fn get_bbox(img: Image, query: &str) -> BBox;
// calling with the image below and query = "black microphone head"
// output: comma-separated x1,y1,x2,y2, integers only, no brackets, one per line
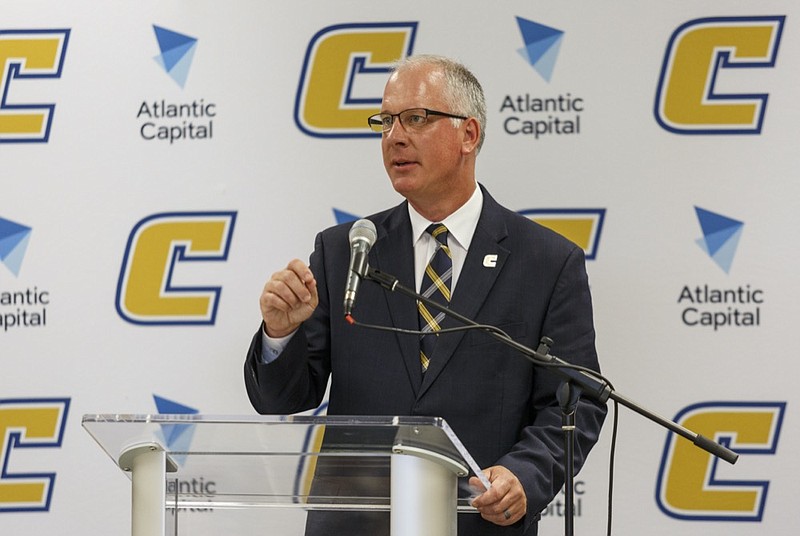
349,219,377,250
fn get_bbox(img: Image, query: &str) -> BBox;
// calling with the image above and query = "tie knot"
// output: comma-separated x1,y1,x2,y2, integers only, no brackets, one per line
427,223,449,247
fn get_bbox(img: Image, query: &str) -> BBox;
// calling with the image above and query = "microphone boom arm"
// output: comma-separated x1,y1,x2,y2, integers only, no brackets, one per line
364,267,738,465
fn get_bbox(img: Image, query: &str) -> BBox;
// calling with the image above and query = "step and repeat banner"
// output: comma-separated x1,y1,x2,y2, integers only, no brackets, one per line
2,1,798,534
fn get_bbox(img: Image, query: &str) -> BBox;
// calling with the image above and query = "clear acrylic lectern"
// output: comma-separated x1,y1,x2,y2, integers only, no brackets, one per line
82,414,485,536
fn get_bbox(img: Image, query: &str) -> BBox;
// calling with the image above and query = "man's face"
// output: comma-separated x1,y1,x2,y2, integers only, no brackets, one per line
380,65,470,213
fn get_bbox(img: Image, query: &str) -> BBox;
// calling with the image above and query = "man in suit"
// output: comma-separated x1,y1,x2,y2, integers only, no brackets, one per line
245,55,606,535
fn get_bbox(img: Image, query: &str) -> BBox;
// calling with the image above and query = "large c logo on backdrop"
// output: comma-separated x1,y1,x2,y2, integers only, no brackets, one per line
0,398,70,513
294,22,417,138
0,29,70,143
655,16,785,135
116,212,237,325
656,401,785,521
519,209,605,260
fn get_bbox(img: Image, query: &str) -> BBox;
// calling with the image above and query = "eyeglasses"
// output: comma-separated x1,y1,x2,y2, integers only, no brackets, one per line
367,108,468,133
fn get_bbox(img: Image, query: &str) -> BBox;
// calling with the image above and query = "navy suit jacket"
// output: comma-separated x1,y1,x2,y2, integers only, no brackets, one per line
245,185,607,535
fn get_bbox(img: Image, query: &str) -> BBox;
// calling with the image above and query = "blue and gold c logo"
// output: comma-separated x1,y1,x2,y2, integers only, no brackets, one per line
655,16,784,134
115,212,237,325
520,209,605,260
657,401,785,521
0,398,70,513
0,29,70,143
294,22,417,138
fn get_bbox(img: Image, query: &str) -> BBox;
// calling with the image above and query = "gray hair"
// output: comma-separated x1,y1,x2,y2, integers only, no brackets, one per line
392,55,487,154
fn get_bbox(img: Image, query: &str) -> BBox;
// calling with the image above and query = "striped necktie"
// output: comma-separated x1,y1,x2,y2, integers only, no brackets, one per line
418,224,452,373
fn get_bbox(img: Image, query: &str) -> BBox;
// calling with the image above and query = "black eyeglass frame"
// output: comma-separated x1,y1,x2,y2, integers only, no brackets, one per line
367,108,469,133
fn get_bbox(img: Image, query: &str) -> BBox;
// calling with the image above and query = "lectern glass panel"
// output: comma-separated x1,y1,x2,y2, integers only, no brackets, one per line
83,414,482,535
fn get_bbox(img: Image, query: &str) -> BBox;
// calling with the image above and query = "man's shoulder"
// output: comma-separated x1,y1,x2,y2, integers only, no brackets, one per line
481,186,581,253
319,202,407,240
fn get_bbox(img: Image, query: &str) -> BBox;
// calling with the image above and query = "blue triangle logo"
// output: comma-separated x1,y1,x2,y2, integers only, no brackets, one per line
0,217,32,277
515,17,564,82
153,395,199,466
694,207,744,273
333,208,360,225
152,25,198,88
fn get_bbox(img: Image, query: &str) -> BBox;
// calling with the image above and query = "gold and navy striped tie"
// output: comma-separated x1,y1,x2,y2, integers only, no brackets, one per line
419,224,452,373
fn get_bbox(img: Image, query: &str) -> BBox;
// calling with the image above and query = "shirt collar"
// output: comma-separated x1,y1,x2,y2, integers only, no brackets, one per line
408,184,483,251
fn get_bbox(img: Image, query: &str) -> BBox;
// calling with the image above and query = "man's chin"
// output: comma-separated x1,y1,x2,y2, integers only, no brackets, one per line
389,176,418,197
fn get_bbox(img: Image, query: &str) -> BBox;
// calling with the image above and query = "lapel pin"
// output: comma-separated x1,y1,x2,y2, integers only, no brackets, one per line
483,254,498,268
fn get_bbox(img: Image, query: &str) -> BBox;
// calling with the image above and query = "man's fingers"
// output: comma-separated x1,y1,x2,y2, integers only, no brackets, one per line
260,260,318,337
470,465,527,527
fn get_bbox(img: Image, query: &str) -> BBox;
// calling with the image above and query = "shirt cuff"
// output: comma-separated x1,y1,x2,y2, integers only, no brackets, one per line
260,326,296,364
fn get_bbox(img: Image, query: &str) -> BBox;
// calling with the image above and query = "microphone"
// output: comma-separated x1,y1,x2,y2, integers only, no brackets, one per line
343,219,377,316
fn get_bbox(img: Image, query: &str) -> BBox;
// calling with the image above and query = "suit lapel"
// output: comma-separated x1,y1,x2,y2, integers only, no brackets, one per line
418,189,510,397
371,204,424,394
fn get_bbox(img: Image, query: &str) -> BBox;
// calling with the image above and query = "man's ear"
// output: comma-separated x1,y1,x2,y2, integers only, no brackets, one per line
461,117,481,155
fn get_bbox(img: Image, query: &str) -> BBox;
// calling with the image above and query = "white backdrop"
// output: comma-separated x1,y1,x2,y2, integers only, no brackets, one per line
2,1,799,534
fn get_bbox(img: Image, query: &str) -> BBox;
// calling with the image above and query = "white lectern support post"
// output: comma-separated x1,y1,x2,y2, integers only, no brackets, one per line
118,442,174,536
391,448,464,536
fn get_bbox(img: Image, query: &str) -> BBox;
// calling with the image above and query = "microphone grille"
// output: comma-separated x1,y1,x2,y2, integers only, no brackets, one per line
349,218,377,246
